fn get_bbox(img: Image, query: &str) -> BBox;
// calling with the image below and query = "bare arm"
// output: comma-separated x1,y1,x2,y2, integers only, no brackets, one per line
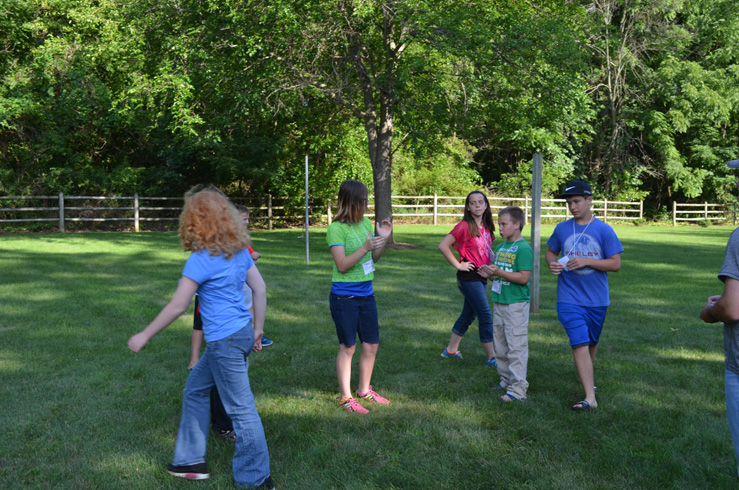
371,219,392,263
439,234,474,272
128,276,199,353
479,264,531,286
331,236,380,273
247,265,267,351
567,253,621,272
546,247,563,275
701,277,739,324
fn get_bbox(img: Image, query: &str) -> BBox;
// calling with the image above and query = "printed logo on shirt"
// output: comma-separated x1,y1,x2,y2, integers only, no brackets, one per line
563,233,601,275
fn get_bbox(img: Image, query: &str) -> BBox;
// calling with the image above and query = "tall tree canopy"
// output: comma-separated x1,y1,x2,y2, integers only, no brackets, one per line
1,0,738,216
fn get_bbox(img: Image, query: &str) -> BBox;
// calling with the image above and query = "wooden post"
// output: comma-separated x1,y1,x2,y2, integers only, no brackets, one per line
525,196,529,221
530,153,543,314
603,200,608,222
58,192,65,232
640,201,643,220
327,199,332,225
673,201,677,226
705,202,708,220
433,193,438,225
134,193,140,232
268,194,273,231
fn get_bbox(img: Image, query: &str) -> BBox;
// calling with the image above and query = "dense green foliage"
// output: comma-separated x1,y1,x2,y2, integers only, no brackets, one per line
1,0,738,213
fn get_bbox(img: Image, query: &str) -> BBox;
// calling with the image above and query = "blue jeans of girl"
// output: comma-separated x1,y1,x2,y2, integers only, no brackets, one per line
172,325,270,487
452,279,494,343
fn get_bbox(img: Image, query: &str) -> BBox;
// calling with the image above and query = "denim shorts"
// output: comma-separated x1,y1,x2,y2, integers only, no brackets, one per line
557,303,608,348
329,293,379,346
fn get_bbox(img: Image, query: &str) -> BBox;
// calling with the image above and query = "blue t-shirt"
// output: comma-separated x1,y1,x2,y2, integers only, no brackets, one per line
719,228,739,375
183,248,254,342
547,218,623,307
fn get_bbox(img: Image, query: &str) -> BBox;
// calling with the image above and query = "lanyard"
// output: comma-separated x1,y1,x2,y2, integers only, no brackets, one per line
568,217,593,256
349,222,368,251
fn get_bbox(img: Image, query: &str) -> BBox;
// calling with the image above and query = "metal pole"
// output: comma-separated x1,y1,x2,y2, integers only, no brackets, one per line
134,193,140,232
305,155,309,265
530,153,543,314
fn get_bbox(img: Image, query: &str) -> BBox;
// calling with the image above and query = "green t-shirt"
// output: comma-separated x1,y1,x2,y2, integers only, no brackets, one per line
326,218,374,283
491,239,533,304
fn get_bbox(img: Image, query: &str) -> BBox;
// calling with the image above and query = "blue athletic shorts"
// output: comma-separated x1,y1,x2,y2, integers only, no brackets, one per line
329,293,380,346
557,304,608,348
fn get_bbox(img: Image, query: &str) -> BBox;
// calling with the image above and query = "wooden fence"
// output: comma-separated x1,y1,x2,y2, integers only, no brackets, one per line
672,201,738,225
3,193,734,231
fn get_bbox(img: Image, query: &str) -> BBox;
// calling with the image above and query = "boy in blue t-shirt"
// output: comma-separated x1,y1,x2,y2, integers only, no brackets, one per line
546,180,623,411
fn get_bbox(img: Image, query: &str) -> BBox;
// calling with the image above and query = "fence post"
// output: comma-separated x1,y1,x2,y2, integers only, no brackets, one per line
433,193,438,225
640,201,643,220
525,196,529,222
327,199,332,225
134,193,140,232
603,200,608,223
58,192,65,232
705,202,708,220
268,194,273,231
673,201,677,226
735,202,737,225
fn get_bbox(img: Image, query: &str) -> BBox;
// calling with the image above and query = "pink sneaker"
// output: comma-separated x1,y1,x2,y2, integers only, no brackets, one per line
339,397,369,414
356,386,390,404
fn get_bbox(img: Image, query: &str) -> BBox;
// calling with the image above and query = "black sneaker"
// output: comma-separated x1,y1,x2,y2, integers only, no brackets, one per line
257,475,275,489
216,428,237,441
166,462,209,480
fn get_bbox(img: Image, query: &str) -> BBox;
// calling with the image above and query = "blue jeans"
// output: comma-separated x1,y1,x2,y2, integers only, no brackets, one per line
172,326,270,487
452,279,493,343
726,369,739,476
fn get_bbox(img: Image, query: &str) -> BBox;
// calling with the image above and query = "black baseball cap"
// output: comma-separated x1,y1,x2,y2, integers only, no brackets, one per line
558,180,592,198
728,159,739,168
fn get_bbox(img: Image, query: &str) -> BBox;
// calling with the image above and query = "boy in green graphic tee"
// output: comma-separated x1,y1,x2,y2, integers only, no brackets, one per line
480,206,533,402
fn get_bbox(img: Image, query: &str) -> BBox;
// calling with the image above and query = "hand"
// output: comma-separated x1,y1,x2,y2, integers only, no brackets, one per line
548,261,564,276
127,332,150,353
250,251,261,262
363,234,385,251
567,257,589,270
376,219,392,239
478,264,497,278
253,329,264,352
188,359,198,370
700,297,720,324
457,261,475,272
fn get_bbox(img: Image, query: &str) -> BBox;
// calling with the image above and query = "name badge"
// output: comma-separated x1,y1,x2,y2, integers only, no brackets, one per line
558,255,570,271
492,279,502,294
362,259,375,275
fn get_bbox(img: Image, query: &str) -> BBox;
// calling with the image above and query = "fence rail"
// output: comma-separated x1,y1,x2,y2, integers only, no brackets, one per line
672,201,737,225
1,193,735,232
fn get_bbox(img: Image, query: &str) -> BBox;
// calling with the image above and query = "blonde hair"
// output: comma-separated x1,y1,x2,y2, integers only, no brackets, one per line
178,186,250,259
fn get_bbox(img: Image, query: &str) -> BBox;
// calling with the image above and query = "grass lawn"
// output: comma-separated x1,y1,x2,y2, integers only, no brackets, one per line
1,223,738,489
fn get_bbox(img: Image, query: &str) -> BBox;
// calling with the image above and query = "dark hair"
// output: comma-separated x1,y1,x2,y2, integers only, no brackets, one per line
499,206,525,232
234,204,249,215
463,191,495,236
334,180,369,224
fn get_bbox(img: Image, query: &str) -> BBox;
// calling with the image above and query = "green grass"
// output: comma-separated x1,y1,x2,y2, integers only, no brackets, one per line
1,224,737,489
